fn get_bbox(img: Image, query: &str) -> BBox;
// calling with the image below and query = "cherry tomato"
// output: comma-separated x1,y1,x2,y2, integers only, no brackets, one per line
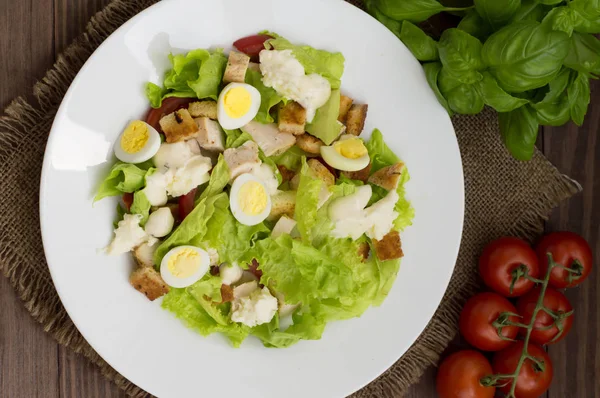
459,292,519,351
516,287,573,345
536,231,593,288
479,237,540,297
178,188,197,221
233,34,273,61
122,193,134,211
492,342,553,398
145,97,195,131
436,350,495,398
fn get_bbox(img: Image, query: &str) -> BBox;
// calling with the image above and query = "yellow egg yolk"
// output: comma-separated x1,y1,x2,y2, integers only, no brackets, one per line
224,86,252,118
121,121,149,154
333,138,368,159
167,248,201,278
238,181,268,215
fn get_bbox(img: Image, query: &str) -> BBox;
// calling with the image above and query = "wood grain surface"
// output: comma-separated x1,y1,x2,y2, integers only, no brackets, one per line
0,1,598,397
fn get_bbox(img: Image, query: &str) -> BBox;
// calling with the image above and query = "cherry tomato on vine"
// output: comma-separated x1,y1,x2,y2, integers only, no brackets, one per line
145,97,196,132
536,231,593,288
437,350,495,398
492,342,553,398
516,287,574,345
459,292,519,351
479,237,540,297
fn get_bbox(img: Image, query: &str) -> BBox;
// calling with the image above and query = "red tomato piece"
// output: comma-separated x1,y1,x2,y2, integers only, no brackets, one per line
122,192,134,211
145,97,195,132
492,342,553,398
459,292,519,351
479,237,540,297
178,188,198,221
233,34,273,61
436,350,496,398
516,286,574,345
536,231,593,288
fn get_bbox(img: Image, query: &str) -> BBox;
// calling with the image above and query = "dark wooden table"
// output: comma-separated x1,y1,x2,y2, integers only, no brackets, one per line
0,1,598,397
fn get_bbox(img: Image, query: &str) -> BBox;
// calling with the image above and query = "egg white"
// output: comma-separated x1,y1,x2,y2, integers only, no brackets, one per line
320,145,370,172
229,173,272,226
114,121,161,164
217,83,261,130
160,246,210,288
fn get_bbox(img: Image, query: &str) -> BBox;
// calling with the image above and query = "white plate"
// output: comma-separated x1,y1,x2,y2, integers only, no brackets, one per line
40,0,464,397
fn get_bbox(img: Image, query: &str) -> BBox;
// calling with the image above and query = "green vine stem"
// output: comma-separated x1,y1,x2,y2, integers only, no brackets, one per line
481,253,560,398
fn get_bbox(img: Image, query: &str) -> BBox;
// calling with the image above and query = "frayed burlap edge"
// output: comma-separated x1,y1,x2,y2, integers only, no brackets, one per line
0,0,582,397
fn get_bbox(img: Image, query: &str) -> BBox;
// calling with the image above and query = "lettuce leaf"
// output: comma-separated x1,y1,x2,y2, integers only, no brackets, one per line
264,33,345,89
270,146,307,172
94,162,149,202
305,89,342,145
294,159,322,243
186,276,230,326
130,190,151,226
245,68,284,123
199,155,230,201
146,49,227,108
365,129,400,172
251,312,326,348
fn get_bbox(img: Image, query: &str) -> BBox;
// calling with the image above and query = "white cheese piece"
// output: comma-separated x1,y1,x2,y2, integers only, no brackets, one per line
220,263,243,286
144,207,175,238
105,214,148,255
231,286,278,327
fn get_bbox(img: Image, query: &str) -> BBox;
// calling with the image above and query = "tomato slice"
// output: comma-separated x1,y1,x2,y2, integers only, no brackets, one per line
145,97,195,132
122,193,134,211
233,34,273,61
178,188,198,221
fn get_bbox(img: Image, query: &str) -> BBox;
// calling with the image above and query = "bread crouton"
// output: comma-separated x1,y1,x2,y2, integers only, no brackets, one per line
220,284,234,303
295,133,324,155
346,104,368,136
338,95,354,123
160,109,198,143
341,162,372,183
278,101,306,135
223,51,250,83
373,230,403,261
195,117,225,152
268,191,297,221
307,158,335,186
357,241,370,262
277,165,295,184
368,162,404,191
129,267,169,301
188,101,217,119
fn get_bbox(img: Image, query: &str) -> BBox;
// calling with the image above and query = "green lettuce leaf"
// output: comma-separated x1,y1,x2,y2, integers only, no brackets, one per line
130,191,151,226
305,89,342,145
199,155,230,201
365,129,400,172
186,276,230,326
251,312,326,348
264,33,345,89
270,146,307,172
188,50,228,100
245,68,285,123
94,162,149,202
294,159,323,243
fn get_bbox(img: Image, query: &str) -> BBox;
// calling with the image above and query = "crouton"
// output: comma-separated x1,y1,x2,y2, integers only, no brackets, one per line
220,284,234,303
277,165,295,183
368,162,405,191
346,104,368,136
357,241,370,262
133,241,158,268
188,101,217,119
373,230,404,261
338,95,354,123
160,109,199,143
307,158,335,186
278,101,307,135
241,121,296,156
223,51,251,83
224,140,261,180
296,133,324,155
129,267,169,301
268,191,297,221
195,117,225,152
341,162,372,183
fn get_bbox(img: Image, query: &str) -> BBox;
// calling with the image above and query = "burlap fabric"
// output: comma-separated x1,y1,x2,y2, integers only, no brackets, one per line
0,0,581,397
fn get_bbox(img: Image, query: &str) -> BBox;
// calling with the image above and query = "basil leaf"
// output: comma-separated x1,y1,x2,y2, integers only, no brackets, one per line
439,68,485,114
438,29,484,83
368,0,468,23
482,21,571,93
564,33,600,78
567,71,591,126
510,0,551,23
530,68,571,126
499,106,539,161
538,0,565,4
399,21,439,61
423,62,453,115
569,0,600,33
543,7,577,36
474,0,522,30
364,0,402,36
478,72,529,112
458,9,493,40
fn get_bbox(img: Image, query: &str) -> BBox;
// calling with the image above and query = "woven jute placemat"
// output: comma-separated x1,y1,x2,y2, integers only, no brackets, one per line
0,0,581,397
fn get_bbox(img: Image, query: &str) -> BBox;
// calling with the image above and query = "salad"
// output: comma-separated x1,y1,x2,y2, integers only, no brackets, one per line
95,33,414,348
